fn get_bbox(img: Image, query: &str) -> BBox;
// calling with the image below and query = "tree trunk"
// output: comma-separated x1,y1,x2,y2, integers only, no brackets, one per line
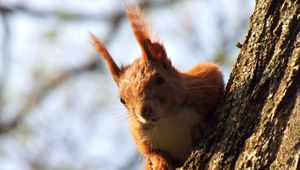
181,0,300,169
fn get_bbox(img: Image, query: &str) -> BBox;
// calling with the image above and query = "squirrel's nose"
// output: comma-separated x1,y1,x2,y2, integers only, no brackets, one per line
141,104,152,118
140,104,159,122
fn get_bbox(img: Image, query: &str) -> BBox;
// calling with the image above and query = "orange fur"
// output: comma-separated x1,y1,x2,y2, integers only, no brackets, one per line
126,5,152,59
91,5,224,170
89,33,121,83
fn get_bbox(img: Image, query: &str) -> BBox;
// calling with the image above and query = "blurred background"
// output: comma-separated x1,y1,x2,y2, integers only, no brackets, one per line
0,0,254,169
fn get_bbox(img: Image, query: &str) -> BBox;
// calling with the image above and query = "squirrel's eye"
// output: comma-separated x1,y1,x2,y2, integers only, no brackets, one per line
120,98,126,104
155,74,165,85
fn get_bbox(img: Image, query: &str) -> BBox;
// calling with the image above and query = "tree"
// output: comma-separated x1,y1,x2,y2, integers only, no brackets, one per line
181,0,300,169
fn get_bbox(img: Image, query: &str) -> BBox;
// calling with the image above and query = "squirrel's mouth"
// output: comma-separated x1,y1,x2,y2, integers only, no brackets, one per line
136,113,161,125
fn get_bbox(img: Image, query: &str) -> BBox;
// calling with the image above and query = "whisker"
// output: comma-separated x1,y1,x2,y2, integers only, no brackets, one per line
136,153,145,168
100,108,130,140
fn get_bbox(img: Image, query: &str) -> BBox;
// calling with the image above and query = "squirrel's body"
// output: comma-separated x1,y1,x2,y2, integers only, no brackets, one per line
91,5,224,170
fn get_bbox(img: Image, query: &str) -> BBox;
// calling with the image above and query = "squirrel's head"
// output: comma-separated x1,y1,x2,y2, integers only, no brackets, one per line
91,5,183,125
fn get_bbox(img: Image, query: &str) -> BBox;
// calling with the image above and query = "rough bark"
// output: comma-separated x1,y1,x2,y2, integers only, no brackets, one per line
181,0,300,169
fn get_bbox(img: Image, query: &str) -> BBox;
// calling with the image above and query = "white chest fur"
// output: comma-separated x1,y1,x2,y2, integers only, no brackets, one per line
146,109,202,161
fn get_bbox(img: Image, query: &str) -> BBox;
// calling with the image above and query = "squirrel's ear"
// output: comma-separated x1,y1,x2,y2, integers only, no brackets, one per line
147,42,168,64
126,5,168,65
90,33,121,85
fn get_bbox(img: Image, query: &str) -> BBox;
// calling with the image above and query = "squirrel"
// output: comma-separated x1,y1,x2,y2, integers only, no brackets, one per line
90,5,224,170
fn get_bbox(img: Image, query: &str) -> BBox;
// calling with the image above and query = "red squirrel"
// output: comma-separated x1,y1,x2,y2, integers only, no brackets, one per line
90,5,224,170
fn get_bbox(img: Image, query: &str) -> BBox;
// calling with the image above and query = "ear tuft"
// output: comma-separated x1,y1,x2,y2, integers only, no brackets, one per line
126,5,169,65
89,33,121,84
127,5,153,59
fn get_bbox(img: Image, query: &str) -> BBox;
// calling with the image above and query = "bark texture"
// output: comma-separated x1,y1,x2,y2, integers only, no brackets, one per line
181,0,300,169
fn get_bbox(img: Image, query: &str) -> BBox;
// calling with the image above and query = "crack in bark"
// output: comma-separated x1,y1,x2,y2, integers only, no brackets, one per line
181,0,300,169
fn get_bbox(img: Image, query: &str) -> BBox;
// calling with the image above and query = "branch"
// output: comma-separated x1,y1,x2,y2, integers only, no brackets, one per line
0,11,11,114
0,59,100,134
0,0,180,21
0,3,125,21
